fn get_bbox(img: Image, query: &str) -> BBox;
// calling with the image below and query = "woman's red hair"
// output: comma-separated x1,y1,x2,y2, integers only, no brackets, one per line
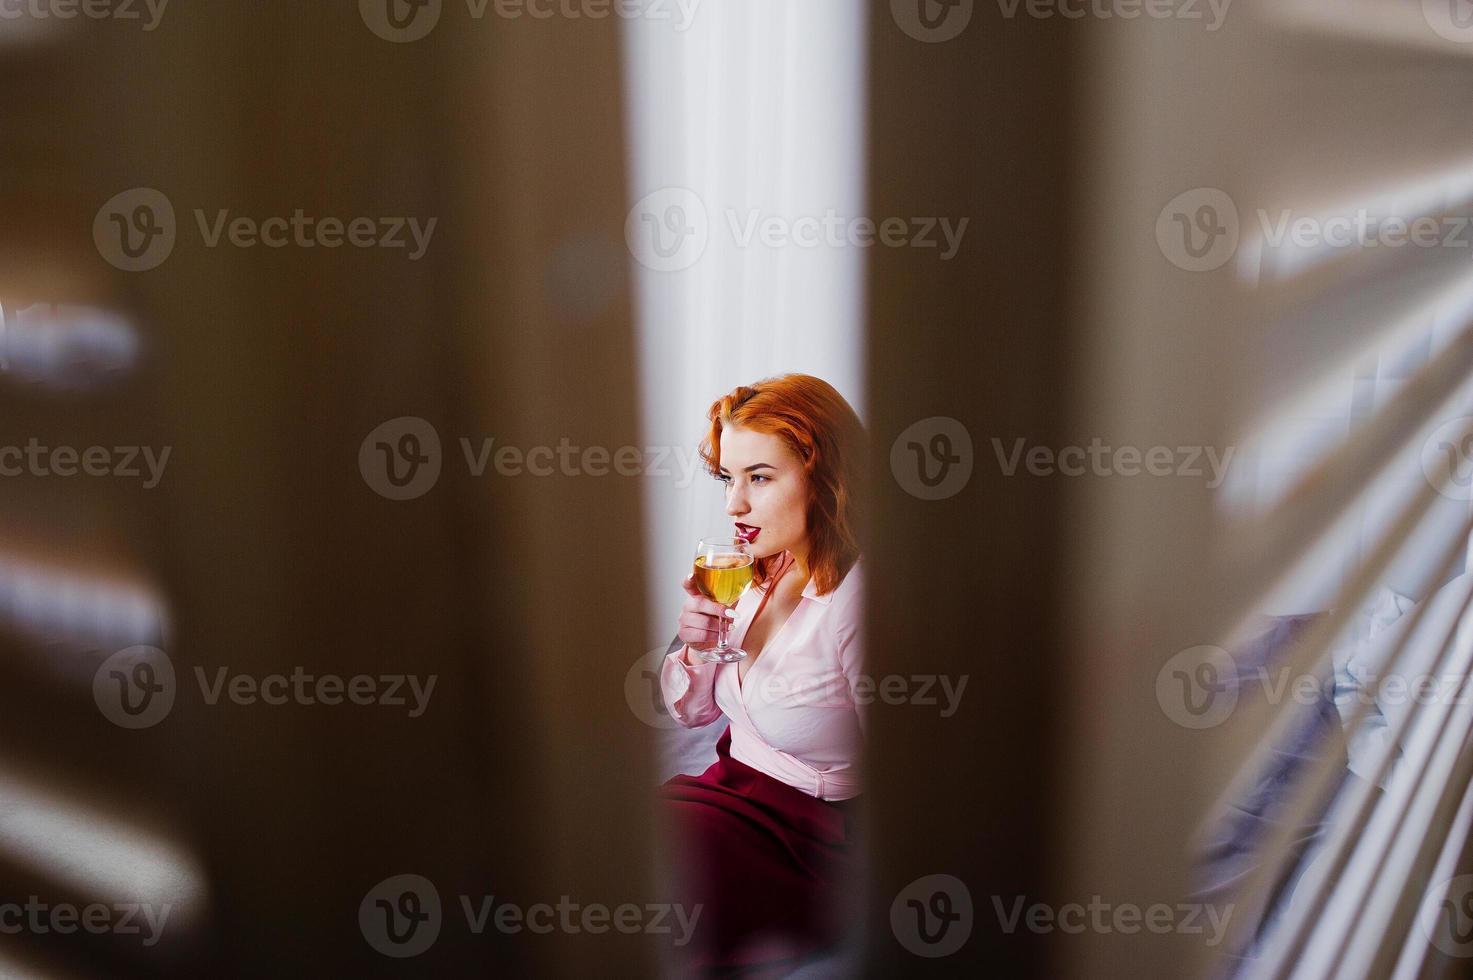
698,374,867,596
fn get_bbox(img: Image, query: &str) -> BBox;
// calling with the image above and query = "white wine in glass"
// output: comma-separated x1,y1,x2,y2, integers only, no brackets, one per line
692,536,755,663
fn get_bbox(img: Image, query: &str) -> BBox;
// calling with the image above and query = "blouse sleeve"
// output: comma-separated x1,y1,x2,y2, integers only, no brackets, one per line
660,645,724,728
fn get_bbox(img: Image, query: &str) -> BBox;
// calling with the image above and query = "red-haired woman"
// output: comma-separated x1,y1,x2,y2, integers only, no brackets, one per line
660,374,868,976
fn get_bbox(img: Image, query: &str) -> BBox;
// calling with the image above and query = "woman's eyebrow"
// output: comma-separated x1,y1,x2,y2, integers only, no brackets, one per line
719,462,776,473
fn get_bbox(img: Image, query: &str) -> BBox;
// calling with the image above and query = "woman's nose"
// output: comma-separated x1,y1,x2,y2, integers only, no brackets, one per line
726,488,748,517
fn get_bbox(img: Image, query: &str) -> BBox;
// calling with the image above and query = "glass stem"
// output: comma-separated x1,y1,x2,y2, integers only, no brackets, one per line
716,609,729,651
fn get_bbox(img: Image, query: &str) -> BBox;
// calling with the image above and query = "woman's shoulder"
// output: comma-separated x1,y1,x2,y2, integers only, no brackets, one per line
823,556,864,615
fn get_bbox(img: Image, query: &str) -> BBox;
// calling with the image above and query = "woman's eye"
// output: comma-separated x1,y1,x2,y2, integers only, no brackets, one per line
751,474,769,484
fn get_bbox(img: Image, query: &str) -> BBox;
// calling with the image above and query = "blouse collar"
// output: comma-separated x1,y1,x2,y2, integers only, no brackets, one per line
795,553,861,606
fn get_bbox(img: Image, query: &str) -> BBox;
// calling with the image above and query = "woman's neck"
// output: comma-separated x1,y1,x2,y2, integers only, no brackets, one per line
783,549,812,592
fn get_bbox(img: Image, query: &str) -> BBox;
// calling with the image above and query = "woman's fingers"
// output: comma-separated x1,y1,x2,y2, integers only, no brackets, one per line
678,625,716,645
677,578,735,645
682,594,730,620
677,606,735,645
677,610,720,633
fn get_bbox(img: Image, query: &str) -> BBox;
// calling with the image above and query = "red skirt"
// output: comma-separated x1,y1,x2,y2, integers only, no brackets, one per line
659,726,862,977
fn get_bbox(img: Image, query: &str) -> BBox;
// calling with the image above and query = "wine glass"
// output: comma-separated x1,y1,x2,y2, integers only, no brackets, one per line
692,536,755,663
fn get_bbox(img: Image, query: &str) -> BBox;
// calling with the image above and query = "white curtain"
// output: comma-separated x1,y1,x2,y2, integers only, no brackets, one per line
621,0,869,648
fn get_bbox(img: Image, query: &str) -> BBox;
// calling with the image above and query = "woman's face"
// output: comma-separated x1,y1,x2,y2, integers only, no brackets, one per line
718,424,808,562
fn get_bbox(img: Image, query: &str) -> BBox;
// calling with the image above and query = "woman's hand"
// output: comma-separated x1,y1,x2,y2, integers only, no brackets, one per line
678,575,735,664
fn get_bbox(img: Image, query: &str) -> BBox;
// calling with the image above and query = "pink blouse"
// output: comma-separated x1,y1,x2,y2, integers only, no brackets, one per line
660,556,865,800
